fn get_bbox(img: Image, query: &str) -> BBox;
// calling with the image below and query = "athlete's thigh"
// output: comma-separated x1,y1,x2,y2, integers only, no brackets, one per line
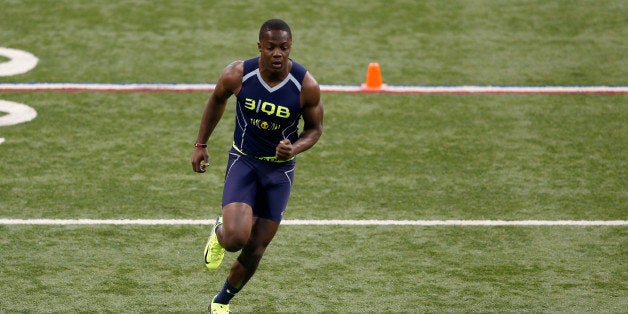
254,161,295,222
221,152,258,242
247,217,280,250
222,152,257,208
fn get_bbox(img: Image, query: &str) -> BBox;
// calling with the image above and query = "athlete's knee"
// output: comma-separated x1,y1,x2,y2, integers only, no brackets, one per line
219,202,253,251
223,238,247,252
219,224,249,252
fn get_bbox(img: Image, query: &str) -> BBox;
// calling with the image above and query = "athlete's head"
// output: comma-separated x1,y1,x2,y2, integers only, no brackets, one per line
258,19,292,75
259,19,292,41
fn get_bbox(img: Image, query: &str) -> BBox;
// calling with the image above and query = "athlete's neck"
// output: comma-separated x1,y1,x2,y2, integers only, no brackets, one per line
259,60,292,87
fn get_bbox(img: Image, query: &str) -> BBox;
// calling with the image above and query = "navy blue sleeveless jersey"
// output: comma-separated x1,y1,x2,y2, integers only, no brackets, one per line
233,57,307,159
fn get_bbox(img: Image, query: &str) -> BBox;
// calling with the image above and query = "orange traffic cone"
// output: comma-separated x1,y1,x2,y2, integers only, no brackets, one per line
361,62,387,90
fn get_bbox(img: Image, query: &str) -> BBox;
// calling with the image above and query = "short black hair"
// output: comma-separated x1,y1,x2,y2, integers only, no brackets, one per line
259,19,292,41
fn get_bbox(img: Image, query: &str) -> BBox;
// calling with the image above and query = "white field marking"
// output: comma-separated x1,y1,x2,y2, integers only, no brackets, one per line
0,47,39,76
0,82,627,94
0,100,38,126
0,100,38,145
0,219,626,226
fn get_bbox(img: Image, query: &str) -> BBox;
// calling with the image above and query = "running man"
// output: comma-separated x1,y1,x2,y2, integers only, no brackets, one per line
191,19,324,313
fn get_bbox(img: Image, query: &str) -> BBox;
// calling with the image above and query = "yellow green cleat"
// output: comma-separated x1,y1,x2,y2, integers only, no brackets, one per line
209,296,229,313
204,216,225,270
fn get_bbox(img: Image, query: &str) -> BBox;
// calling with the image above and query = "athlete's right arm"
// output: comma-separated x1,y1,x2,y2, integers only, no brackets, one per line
191,61,243,173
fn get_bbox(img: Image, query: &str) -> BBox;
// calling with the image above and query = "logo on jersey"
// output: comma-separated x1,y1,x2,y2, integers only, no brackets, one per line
251,118,280,130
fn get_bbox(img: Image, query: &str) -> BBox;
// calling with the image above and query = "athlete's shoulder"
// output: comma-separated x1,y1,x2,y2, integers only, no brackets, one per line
222,60,244,78
219,60,245,93
301,71,320,105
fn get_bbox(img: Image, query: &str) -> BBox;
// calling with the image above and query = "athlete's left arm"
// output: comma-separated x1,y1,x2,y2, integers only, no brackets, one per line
276,72,324,160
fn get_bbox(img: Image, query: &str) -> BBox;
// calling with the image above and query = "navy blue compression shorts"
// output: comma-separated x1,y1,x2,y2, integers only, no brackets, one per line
222,148,296,222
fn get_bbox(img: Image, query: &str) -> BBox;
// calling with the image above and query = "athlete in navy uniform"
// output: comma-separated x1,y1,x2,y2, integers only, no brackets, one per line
191,19,323,313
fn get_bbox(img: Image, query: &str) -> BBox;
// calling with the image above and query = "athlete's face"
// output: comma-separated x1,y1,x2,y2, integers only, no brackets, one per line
258,30,292,74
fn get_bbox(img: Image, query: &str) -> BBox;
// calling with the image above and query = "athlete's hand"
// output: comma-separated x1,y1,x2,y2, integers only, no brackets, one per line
191,147,209,173
275,139,293,160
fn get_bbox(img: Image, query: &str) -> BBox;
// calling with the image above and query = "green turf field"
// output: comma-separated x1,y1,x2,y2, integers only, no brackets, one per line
0,0,626,312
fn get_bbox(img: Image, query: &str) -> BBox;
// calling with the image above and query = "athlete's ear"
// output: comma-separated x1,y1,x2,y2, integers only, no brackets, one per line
257,42,261,52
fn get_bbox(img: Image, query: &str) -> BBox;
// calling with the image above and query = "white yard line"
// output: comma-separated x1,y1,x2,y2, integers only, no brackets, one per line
0,219,625,226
